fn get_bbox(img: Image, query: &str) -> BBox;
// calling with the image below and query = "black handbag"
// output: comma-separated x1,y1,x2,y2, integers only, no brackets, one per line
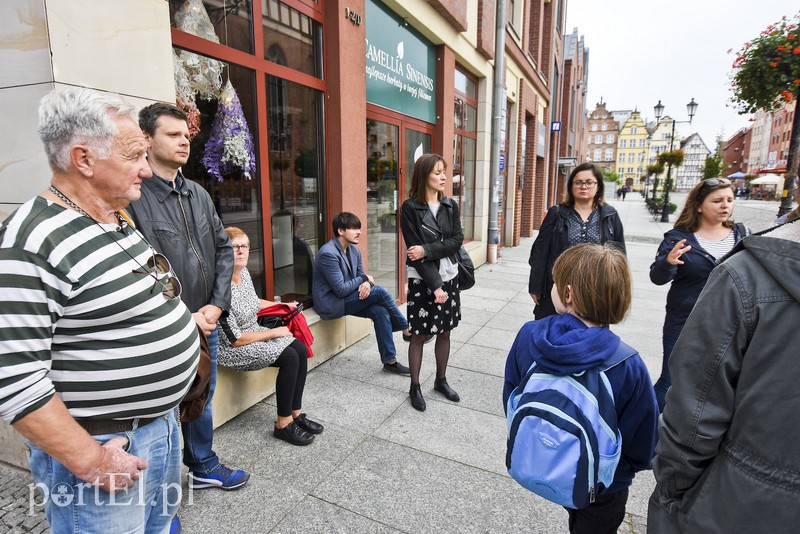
257,303,304,328
456,246,475,290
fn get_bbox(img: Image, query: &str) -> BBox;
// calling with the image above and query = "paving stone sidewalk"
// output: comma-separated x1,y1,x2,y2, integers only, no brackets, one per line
0,192,786,533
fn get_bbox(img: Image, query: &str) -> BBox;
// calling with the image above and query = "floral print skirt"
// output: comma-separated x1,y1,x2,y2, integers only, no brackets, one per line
406,277,461,335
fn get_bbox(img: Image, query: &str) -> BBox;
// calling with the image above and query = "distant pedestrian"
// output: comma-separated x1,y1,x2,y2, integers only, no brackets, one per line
528,162,626,319
621,186,627,201
649,178,747,411
649,219,800,533
506,244,658,534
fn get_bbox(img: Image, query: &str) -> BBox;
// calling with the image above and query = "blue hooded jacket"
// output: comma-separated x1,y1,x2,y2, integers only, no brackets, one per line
503,314,659,494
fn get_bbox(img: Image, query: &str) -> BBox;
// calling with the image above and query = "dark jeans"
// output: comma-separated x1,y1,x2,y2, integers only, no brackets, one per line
343,285,408,364
566,488,629,534
654,333,680,412
270,339,309,417
182,328,221,474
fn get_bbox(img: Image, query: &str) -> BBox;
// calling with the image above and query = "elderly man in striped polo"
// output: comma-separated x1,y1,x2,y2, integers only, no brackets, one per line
0,87,200,533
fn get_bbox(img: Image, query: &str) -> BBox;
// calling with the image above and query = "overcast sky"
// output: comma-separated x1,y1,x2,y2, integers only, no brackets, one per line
566,1,794,148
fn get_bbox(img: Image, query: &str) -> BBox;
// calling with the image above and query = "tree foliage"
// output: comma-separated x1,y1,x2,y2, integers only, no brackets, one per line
701,152,723,179
730,12,800,112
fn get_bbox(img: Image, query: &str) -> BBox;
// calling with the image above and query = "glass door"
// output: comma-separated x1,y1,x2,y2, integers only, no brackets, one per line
366,119,400,298
403,129,432,195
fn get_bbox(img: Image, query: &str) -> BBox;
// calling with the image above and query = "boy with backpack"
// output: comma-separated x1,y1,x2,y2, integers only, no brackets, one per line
504,243,658,534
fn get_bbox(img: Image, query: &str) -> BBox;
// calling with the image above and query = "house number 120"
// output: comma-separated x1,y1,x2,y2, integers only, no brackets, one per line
344,7,362,25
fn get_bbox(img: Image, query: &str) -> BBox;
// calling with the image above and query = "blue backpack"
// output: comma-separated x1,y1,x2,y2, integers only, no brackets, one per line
505,341,635,509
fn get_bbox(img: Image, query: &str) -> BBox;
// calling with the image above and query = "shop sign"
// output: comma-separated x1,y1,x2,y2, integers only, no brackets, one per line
366,0,436,123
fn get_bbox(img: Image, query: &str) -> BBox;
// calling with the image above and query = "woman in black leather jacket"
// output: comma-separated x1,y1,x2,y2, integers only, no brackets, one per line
400,153,463,412
528,163,626,320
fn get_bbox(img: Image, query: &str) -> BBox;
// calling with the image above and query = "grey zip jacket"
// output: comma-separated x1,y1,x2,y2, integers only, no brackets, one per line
128,173,233,314
648,222,800,533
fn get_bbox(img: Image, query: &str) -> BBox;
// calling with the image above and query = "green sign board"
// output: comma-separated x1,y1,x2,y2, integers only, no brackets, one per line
366,0,436,123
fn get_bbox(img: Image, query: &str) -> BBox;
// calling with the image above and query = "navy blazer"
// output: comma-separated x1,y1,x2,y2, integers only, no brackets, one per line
312,238,369,320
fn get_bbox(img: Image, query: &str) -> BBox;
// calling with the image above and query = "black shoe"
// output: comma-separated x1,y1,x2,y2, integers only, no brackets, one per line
383,361,411,375
409,384,426,411
402,333,435,344
434,377,460,402
274,421,314,446
294,413,324,434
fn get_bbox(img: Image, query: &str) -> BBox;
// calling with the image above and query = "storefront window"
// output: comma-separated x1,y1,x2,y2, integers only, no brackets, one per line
263,0,323,78
454,66,478,240
171,48,264,291
267,76,324,304
170,0,254,54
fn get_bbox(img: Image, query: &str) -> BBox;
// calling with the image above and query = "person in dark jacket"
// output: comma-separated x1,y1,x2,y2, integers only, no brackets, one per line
649,220,800,533
649,178,746,411
528,162,626,320
506,244,658,534
400,154,464,412
127,103,249,503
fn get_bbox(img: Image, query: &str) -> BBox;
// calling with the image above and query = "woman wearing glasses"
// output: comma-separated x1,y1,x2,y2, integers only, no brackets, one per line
528,162,626,320
217,227,323,446
650,178,748,411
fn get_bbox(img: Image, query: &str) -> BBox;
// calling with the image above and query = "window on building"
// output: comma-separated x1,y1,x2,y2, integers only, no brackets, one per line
595,134,602,144
594,149,602,160
591,124,598,131
601,123,608,131
605,148,614,160
454,66,478,240
628,153,634,163
620,139,627,148
171,0,325,304
639,139,646,148
606,134,614,144
507,0,523,35
631,127,638,134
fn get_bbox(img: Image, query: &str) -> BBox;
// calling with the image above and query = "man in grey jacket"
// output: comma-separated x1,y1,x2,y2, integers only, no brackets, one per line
649,219,800,533
127,104,249,502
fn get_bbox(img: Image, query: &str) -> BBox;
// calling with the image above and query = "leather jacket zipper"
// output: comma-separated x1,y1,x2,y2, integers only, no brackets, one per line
177,193,209,298
421,223,439,238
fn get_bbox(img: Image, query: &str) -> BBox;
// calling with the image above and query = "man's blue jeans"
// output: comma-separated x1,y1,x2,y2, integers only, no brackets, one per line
182,328,220,474
27,411,181,534
343,285,408,364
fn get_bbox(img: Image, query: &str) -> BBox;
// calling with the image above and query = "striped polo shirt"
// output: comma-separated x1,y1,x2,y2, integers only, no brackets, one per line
0,197,200,423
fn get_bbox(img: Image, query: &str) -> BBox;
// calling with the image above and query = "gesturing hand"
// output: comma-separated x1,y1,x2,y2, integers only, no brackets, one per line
667,239,692,266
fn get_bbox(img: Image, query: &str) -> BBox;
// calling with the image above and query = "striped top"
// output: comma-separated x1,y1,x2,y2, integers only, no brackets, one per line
0,197,200,424
695,230,736,261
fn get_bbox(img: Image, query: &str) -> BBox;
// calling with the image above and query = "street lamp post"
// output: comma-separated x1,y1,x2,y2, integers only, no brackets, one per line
654,98,698,223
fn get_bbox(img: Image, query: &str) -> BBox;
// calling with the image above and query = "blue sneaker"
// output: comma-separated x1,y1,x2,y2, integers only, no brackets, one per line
188,463,250,490
170,516,182,534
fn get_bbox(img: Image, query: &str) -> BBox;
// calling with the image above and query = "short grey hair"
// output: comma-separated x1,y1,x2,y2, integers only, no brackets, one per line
38,87,136,172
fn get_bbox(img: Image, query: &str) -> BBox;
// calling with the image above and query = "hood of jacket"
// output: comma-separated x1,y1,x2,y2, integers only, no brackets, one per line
737,221,800,303
529,313,621,375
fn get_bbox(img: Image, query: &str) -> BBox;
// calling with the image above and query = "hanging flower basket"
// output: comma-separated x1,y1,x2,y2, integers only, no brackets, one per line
647,163,665,176
658,150,685,167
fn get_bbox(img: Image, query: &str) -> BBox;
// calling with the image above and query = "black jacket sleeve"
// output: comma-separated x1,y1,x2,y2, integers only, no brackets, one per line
528,206,559,295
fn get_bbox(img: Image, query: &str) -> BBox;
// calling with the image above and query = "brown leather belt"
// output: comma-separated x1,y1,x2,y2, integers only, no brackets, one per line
76,416,160,435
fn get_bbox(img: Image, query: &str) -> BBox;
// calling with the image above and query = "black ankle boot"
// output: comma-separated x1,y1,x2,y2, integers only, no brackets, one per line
409,384,426,412
434,377,460,402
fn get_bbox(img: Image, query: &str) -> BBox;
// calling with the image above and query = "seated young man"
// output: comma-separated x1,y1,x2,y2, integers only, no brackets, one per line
312,212,413,374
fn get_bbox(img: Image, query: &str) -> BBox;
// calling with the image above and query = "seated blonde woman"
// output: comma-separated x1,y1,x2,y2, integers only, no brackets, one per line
217,227,322,446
